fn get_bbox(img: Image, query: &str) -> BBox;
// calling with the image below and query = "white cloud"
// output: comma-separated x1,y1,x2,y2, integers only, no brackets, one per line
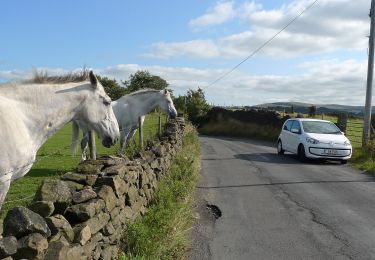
146,0,370,59
144,40,220,59
0,70,27,82
0,59,368,106
189,1,237,30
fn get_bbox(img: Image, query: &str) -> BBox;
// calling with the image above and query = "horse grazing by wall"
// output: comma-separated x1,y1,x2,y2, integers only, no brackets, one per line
0,70,119,210
73,88,177,160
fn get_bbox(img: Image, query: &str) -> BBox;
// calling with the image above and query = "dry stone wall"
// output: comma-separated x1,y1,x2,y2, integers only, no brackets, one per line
0,117,185,260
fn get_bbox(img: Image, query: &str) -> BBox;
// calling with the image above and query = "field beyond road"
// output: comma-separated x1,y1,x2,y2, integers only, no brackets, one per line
190,136,375,259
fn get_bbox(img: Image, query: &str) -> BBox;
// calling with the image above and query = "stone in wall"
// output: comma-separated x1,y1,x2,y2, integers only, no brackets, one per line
3,207,51,239
45,214,74,242
14,233,48,260
65,199,105,223
29,201,55,218
34,179,72,214
0,236,17,258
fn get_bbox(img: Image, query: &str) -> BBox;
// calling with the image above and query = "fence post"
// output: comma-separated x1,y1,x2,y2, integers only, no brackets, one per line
88,131,96,160
337,113,348,133
138,116,143,150
158,114,162,137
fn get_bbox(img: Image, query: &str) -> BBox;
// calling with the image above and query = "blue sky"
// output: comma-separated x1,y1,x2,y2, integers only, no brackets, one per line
0,0,372,106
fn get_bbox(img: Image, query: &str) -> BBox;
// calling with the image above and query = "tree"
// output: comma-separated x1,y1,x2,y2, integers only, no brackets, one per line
122,70,168,92
97,75,127,100
308,105,317,117
174,87,210,125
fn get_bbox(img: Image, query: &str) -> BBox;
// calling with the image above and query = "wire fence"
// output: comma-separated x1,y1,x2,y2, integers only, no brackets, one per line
345,120,363,147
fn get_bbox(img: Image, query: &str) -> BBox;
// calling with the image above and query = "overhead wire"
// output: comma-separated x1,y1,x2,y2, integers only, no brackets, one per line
204,0,319,89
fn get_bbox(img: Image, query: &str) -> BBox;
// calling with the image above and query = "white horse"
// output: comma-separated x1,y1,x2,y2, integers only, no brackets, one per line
0,70,119,210
73,88,178,160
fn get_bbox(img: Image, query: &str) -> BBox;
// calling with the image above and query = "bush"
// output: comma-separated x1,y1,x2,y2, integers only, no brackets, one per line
199,107,289,141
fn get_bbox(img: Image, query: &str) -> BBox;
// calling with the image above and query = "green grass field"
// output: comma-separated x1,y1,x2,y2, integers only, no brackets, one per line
1,113,168,218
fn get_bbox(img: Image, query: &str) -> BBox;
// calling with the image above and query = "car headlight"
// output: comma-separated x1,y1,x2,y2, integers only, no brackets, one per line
344,140,351,146
306,137,319,144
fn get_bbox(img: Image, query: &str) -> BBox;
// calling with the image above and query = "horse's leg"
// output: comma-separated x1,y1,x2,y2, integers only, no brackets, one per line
0,162,29,211
0,179,10,211
81,131,89,161
0,173,11,211
120,127,132,155
127,128,138,144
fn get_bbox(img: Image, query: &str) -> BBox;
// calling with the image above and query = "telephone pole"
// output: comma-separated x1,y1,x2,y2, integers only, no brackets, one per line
363,0,375,145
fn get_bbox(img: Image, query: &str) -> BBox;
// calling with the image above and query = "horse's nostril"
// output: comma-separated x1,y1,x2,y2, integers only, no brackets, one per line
102,136,113,148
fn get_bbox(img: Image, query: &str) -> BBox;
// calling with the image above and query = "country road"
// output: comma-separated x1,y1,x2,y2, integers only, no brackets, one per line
189,136,375,260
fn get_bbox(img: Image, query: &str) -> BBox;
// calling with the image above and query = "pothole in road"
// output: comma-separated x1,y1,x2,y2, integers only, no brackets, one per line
206,204,222,219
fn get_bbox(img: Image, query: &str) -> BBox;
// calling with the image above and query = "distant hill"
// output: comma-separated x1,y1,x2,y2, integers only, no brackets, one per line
253,102,372,116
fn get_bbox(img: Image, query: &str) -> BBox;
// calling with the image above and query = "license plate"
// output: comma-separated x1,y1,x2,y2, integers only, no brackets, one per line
324,149,338,155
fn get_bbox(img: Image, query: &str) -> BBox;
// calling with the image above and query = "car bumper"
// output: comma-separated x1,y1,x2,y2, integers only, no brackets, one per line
307,146,352,160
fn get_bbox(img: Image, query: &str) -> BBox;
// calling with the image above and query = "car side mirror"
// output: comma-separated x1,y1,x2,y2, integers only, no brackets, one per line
291,128,300,134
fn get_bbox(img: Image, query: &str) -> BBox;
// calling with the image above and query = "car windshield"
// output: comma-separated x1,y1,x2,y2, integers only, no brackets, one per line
301,121,342,134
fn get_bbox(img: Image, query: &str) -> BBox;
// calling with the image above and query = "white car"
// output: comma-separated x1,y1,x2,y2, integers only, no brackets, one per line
277,118,352,164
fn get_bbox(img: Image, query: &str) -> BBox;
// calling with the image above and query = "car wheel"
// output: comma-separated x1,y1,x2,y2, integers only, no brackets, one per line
277,140,285,155
340,160,348,165
298,144,306,162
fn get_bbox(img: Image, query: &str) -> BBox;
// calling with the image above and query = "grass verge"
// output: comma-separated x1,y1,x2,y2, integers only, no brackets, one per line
120,123,200,260
350,146,375,174
199,119,279,142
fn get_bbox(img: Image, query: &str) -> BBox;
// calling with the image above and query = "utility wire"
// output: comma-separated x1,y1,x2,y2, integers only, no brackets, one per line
204,0,319,89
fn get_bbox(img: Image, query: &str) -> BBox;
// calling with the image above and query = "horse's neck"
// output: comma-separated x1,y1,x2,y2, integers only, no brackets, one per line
134,93,159,116
11,83,86,149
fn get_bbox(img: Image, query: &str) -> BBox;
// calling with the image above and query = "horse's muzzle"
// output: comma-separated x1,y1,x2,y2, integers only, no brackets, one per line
102,136,116,148
169,111,177,119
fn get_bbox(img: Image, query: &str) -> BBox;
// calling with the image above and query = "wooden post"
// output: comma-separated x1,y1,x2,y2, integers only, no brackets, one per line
364,0,375,145
138,117,143,150
88,131,96,160
158,114,162,137
337,113,348,133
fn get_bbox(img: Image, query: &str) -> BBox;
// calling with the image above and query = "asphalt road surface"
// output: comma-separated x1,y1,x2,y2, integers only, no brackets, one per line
189,136,375,260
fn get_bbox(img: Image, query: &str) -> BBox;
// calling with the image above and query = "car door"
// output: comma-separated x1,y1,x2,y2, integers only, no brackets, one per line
289,120,302,153
281,120,294,152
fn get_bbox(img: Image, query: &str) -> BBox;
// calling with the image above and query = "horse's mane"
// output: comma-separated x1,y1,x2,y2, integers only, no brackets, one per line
25,69,90,84
129,88,164,96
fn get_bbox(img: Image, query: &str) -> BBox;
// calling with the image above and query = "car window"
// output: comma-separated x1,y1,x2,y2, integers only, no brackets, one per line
283,120,293,131
291,121,301,134
301,121,342,134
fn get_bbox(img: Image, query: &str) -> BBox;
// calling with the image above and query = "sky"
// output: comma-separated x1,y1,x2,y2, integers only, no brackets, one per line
0,0,372,106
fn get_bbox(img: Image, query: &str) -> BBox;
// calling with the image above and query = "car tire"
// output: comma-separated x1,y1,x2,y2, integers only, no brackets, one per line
340,160,348,165
277,140,285,155
298,144,306,162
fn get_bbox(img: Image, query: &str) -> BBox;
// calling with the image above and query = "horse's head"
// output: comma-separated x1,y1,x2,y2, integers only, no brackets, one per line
78,71,119,148
159,89,178,119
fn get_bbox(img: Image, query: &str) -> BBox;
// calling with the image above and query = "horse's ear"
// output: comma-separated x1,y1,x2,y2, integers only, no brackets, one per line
89,71,98,86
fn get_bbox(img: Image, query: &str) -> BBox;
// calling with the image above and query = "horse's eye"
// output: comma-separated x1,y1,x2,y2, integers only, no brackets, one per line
103,100,111,106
